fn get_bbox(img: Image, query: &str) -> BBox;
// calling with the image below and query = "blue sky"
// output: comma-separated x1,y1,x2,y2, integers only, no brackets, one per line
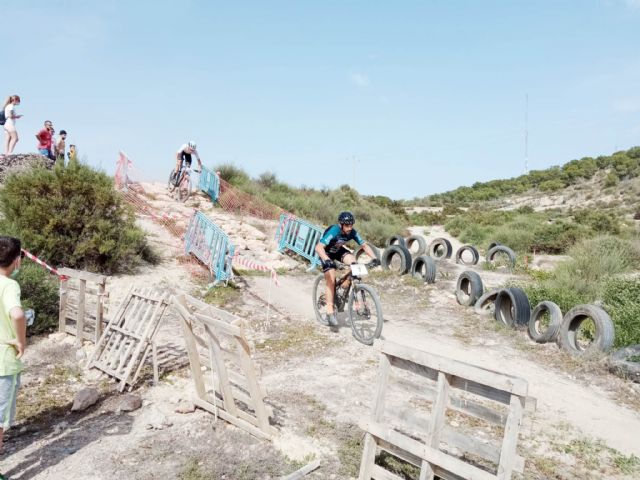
2,1,640,199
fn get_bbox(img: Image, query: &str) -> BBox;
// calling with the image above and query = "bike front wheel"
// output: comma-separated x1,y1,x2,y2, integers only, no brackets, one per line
177,174,191,202
348,284,383,345
168,169,178,192
311,274,332,326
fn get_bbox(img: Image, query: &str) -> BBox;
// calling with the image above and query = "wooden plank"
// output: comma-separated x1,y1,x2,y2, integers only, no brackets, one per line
386,410,525,474
106,324,143,340
420,372,451,480
370,464,405,480
192,396,273,440
59,282,68,333
194,312,243,337
382,341,528,397
235,334,271,433
365,421,497,480
390,356,512,406
95,281,105,343
359,353,392,480
279,460,321,480
204,324,239,417
58,267,107,284
175,302,207,399
497,395,524,480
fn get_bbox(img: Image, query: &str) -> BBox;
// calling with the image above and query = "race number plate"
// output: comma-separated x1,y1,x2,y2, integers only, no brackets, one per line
350,264,368,276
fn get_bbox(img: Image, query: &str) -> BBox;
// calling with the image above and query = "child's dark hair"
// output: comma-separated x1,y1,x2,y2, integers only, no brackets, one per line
0,236,21,268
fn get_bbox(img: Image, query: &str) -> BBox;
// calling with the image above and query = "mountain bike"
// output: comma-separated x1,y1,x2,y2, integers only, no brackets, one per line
168,165,200,203
312,259,383,345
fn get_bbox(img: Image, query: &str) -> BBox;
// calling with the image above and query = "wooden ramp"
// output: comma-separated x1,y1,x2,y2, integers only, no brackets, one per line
58,268,109,346
87,287,169,392
359,341,536,480
173,293,276,440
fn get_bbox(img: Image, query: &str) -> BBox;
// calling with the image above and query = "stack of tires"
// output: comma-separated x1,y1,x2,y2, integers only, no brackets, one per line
453,271,617,357
381,235,437,284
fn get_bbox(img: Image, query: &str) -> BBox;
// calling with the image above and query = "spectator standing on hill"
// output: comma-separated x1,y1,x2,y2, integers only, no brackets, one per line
67,144,76,162
35,120,54,159
2,95,22,156
56,130,67,164
0,236,27,479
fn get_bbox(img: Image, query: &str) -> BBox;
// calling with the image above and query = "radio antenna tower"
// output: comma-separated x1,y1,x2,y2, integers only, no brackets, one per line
524,93,529,174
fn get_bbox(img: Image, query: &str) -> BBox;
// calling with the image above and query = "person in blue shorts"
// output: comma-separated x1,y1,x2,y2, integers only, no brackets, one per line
0,236,26,479
314,211,378,326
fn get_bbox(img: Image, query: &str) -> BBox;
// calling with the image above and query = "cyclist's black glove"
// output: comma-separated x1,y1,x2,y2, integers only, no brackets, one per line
321,259,336,272
367,259,381,268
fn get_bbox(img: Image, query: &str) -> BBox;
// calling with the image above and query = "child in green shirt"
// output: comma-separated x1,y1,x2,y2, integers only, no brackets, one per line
0,236,26,475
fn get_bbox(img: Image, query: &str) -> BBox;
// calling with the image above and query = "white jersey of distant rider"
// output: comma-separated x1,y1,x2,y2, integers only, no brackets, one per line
177,144,200,160
4,104,16,128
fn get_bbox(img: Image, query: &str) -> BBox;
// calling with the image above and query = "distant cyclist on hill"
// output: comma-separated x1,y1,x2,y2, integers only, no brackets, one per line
314,211,379,326
172,141,202,185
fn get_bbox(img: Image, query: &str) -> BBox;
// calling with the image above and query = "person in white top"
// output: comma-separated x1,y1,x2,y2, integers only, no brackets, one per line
3,95,22,155
172,141,202,185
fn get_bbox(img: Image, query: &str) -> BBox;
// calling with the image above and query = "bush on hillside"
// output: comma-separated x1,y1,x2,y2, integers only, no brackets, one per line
15,262,59,335
217,163,251,186
0,162,156,274
602,278,640,347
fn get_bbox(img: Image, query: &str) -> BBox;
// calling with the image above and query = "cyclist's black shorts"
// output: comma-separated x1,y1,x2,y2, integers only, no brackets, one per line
180,152,192,167
322,247,351,271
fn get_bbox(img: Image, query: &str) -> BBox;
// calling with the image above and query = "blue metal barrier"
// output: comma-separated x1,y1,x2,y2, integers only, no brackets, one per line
185,211,234,282
276,214,323,267
198,166,220,202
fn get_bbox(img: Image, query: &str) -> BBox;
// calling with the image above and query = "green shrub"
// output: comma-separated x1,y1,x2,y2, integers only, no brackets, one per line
15,262,59,335
0,162,156,275
602,278,640,347
604,172,619,187
216,163,251,186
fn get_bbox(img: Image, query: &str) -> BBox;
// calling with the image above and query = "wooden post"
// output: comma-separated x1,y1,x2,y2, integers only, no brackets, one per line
76,279,86,347
59,281,68,333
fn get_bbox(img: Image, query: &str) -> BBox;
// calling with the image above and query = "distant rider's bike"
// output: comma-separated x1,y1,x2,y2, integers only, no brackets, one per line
312,259,383,345
168,165,200,203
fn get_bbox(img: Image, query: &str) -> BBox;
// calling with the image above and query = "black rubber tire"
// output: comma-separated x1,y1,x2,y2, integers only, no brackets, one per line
355,243,381,263
528,301,563,343
609,345,640,383
311,274,331,326
474,289,500,317
168,169,177,193
558,305,615,355
488,241,500,252
455,245,480,265
455,271,484,307
428,238,453,259
494,287,531,328
387,235,406,248
487,245,516,268
381,245,412,275
406,235,427,256
348,284,384,346
411,255,437,283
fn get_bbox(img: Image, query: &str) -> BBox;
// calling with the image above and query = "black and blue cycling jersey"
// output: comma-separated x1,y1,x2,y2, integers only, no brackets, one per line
319,224,364,254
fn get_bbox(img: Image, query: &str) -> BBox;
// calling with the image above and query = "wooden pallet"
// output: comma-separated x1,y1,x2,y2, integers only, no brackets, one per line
58,268,109,346
87,287,169,392
358,341,536,480
173,293,276,440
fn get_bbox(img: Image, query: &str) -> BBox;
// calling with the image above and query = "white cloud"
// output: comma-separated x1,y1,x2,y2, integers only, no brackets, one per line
349,72,371,88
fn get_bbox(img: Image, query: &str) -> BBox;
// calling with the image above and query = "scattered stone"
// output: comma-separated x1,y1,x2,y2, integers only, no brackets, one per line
145,408,173,430
75,349,87,362
48,332,67,342
174,401,196,414
53,421,69,434
71,387,100,411
119,393,142,412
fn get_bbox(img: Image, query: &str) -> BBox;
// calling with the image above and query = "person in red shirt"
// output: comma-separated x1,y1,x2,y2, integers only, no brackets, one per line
35,120,54,159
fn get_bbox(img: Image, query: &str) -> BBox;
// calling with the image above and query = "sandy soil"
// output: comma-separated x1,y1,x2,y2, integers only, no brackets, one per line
2,183,639,480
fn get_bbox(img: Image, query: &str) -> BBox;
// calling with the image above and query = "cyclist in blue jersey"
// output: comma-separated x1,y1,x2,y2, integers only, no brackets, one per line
314,211,379,326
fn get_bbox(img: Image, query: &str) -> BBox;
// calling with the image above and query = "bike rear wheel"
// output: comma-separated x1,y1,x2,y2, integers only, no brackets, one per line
348,284,383,345
177,174,191,202
312,274,331,326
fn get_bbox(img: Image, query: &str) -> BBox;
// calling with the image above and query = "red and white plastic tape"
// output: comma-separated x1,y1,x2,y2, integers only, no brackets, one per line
232,252,280,287
21,249,69,281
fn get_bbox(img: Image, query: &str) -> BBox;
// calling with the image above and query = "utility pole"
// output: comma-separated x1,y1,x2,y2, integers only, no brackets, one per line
524,94,529,175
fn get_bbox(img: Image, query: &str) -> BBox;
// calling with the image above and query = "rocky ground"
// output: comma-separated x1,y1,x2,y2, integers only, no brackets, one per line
2,183,639,480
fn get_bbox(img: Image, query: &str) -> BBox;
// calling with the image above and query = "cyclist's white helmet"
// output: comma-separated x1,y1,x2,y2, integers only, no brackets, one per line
188,141,197,150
